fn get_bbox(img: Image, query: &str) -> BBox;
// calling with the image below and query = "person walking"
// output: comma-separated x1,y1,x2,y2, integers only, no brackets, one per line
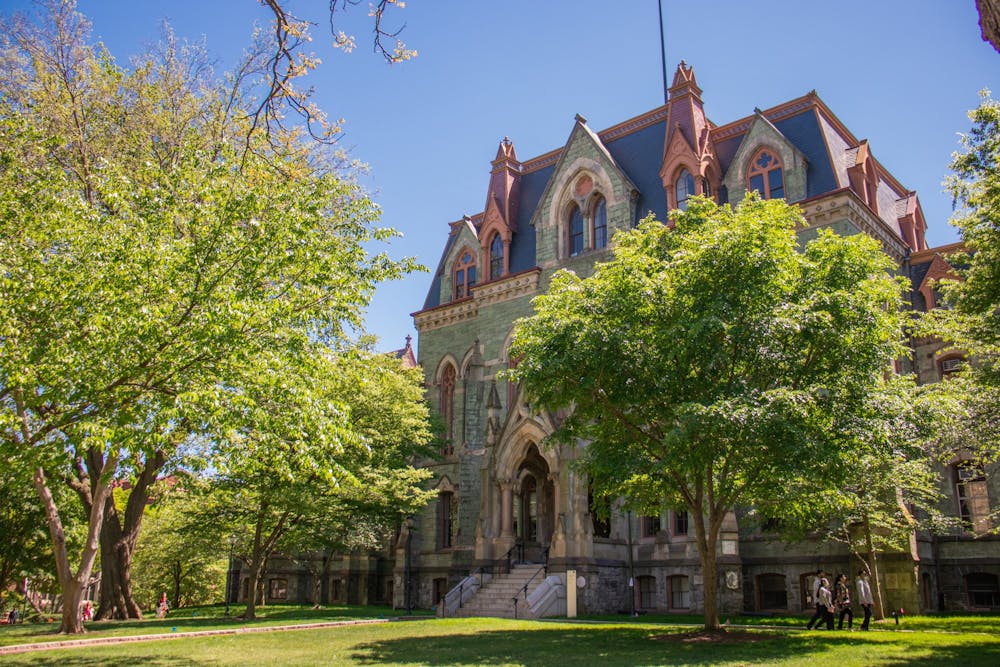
856,572,874,631
805,569,826,630
835,573,854,630
156,593,169,619
818,578,835,630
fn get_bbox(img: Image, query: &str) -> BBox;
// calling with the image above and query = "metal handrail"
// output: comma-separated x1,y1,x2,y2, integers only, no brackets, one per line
441,566,486,617
511,545,550,619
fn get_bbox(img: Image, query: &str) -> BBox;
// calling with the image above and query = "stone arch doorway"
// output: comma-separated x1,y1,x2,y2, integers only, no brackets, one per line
514,443,554,562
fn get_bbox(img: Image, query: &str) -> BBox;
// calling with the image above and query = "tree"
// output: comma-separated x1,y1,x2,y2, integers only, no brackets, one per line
0,457,76,615
256,0,415,144
766,377,956,619
508,195,906,630
935,92,1000,356
917,92,1000,538
130,482,227,611
0,2,418,633
190,348,434,619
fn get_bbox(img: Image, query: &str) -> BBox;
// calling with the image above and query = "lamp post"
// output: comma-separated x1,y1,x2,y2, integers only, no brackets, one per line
224,536,237,617
404,517,415,614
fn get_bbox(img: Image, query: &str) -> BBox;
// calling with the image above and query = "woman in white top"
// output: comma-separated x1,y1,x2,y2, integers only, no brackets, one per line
856,572,874,631
818,578,835,630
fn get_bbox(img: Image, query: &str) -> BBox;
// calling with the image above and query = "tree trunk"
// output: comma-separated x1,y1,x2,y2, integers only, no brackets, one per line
172,560,183,609
308,552,330,606
244,559,263,619
95,450,164,620
691,503,721,630
862,514,886,620
33,459,116,634
95,495,142,620
312,566,322,607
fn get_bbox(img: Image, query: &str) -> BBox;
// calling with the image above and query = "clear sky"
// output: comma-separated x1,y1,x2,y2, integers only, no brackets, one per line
3,1,997,354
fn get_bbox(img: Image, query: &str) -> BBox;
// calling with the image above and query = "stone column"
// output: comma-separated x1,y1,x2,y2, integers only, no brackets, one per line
500,479,514,538
548,472,561,519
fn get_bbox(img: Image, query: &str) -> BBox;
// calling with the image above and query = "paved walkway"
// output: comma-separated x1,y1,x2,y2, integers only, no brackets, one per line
0,618,390,656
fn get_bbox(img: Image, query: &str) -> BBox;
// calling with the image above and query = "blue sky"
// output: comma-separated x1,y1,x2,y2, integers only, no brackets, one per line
3,1,997,353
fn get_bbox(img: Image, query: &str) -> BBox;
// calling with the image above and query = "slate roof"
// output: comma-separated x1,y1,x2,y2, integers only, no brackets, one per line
421,90,911,311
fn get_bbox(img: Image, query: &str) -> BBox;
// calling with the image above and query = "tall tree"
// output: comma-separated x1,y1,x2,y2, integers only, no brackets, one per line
190,348,434,619
917,92,1000,540
767,377,956,619
130,482,227,611
0,2,417,633
934,92,1000,354
508,196,906,630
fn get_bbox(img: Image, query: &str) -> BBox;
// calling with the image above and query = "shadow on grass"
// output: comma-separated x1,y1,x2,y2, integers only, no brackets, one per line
349,624,1000,667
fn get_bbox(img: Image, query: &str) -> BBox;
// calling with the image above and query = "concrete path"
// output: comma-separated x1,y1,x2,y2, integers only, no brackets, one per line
0,618,390,656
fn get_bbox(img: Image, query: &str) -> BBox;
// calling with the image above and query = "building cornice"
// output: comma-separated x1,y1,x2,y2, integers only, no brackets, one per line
412,268,541,333
911,241,966,261
798,188,908,261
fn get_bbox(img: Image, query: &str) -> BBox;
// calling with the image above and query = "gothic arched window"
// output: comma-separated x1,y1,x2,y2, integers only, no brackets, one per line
453,250,476,300
747,149,784,200
489,233,504,280
440,363,457,453
438,491,454,549
675,169,695,211
592,197,607,249
568,205,584,257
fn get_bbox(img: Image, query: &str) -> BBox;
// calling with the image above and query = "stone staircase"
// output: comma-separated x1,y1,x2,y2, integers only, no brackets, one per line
451,564,549,619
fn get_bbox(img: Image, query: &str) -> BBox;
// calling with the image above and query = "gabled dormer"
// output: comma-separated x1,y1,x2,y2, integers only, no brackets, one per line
896,191,928,252
846,139,882,216
917,253,959,311
442,216,481,304
660,62,722,214
722,109,808,204
529,114,638,268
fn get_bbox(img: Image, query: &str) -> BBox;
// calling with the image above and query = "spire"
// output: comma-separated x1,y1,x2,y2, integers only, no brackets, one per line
669,60,702,100
664,61,709,158
486,137,522,232
660,61,721,211
494,136,517,163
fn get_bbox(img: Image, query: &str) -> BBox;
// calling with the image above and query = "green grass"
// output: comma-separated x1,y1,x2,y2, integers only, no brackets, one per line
580,611,1000,634
2,615,999,666
0,603,429,648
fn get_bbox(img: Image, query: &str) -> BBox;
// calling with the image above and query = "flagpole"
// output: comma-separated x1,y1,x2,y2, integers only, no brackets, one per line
658,0,668,105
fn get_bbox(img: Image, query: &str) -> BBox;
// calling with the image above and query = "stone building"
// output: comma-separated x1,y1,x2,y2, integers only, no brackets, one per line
397,62,999,617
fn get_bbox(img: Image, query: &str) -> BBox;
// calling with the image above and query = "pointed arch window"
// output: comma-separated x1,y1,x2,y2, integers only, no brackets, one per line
440,363,457,453
592,197,608,249
675,169,695,211
568,205,584,257
489,233,504,280
747,149,784,200
438,491,454,549
453,250,476,300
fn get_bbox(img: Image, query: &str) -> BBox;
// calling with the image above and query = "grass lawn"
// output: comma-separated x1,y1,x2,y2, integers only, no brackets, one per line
581,611,1000,634
2,614,999,666
0,603,429,648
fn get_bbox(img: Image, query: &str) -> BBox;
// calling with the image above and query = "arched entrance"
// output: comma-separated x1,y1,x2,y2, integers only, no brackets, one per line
514,443,554,563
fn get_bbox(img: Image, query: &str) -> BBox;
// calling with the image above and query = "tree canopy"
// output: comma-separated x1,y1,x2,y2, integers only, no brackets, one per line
0,1,425,633
508,195,907,629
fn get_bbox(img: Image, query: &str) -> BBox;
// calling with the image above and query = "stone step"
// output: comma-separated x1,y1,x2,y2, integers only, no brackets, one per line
447,565,549,619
